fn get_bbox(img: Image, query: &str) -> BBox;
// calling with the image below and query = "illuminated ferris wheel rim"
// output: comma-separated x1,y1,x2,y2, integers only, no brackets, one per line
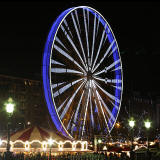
43,6,123,139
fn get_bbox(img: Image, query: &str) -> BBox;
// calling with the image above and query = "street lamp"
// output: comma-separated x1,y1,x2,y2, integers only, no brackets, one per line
129,120,135,128
115,122,121,140
98,139,102,144
129,118,135,153
97,139,102,152
48,138,53,160
144,121,151,129
144,120,151,150
5,98,15,154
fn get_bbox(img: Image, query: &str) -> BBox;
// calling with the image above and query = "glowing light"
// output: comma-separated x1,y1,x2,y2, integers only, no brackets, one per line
42,141,47,151
48,138,54,146
6,104,14,113
144,121,151,129
115,122,120,128
25,141,30,151
150,142,155,146
5,98,15,114
129,119,135,128
0,140,88,151
10,142,13,151
103,146,107,150
81,142,85,150
98,139,102,144
58,141,63,151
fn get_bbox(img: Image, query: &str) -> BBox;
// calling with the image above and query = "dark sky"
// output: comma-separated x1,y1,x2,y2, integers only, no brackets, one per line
0,1,160,93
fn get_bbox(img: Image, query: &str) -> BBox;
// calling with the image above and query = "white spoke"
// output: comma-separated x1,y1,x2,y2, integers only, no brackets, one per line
94,77,122,91
111,65,122,72
71,90,85,134
89,89,94,128
71,12,87,68
91,13,96,66
51,59,65,66
108,45,117,57
53,78,83,98
105,59,120,72
112,85,122,91
87,9,89,30
55,37,68,51
96,15,100,37
94,99,98,113
75,10,81,34
51,82,65,89
96,90,112,131
105,79,122,84
96,90,115,122
82,88,90,137
51,68,83,75
60,81,85,119
93,70,104,76
93,80,120,104
83,9,90,59
60,25,87,72
63,19,73,38
110,100,119,110
92,40,115,73
57,97,69,112
94,76,105,82
103,34,108,45
92,23,107,71
54,44,85,73
67,112,74,130
92,86,110,133
94,58,120,76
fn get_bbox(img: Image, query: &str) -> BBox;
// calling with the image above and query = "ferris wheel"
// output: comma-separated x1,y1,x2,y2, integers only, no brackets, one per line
42,6,123,139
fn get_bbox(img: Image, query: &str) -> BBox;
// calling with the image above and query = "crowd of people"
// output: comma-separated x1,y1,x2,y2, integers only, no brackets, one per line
0,152,129,160
0,151,160,160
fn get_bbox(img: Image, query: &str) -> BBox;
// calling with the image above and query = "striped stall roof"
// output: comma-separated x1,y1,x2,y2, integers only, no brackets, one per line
3,126,64,142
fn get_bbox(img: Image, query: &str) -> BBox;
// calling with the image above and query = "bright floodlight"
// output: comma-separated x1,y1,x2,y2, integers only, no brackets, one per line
144,121,151,129
0,139,2,146
6,103,14,113
48,138,53,146
129,120,135,128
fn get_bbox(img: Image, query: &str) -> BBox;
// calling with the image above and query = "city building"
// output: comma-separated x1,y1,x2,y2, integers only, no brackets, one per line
0,74,51,137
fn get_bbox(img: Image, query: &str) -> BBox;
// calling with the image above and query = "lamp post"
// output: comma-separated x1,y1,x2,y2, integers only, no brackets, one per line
97,139,102,152
48,138,53,160
115,122,121,140
129,119,135,151
144,120,151,150
5,98,15,154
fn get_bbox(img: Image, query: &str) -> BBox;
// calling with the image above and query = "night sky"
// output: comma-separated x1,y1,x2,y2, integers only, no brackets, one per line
0,1,160,93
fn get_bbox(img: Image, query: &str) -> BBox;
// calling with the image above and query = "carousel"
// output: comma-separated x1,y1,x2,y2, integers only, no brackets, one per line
0,126,88,153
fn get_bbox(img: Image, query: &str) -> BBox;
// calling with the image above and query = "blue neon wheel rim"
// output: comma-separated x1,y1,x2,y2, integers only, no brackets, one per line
42,6,123,139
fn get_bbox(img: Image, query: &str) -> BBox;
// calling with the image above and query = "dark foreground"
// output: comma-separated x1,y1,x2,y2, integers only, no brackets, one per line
0,151,160,160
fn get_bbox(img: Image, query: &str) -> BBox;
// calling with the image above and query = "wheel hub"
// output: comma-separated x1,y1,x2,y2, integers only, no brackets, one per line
87,70,92,81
